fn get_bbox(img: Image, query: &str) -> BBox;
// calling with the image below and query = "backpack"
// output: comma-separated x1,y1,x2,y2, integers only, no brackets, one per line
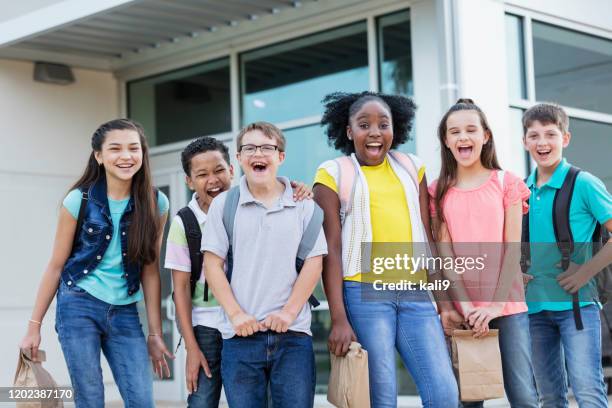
520,166,612,330
335,151,420,221
221,185,323,308
176,206,208,301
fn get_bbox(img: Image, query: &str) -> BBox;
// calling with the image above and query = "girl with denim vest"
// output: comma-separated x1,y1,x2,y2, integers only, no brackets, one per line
20,119,173,408
313,91,459,408
429,99,538,407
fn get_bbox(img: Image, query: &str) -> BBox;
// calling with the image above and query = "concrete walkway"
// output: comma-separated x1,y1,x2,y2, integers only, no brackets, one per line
141,395,611,407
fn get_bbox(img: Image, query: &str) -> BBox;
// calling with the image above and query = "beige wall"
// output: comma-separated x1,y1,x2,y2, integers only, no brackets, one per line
0,58,118,386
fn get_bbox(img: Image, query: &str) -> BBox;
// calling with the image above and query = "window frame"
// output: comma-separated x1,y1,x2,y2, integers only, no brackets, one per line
119,2,415,156
504,6,612,125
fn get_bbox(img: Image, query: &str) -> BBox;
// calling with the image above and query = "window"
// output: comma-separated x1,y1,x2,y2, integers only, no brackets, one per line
278,125,337,183
565,119,612,191
241,23,369,125
532,22,612,115
505,13,612,182
508,107,531,175
378,10,412,96
128,58,231,146
505,14,527,101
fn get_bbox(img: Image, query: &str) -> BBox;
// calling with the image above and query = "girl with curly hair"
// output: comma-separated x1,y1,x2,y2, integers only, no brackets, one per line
313,92,458,407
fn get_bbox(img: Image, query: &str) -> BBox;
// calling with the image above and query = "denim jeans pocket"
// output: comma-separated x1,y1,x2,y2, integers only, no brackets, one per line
62,281,89,296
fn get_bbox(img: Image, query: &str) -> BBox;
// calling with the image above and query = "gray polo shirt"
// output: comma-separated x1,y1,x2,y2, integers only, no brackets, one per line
201,176,327,339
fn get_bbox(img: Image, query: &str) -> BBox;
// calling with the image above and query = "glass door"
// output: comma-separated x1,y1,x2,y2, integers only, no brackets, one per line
149,168,189,401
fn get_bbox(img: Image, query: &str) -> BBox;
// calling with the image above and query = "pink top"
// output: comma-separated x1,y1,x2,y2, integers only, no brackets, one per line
428,170,531,317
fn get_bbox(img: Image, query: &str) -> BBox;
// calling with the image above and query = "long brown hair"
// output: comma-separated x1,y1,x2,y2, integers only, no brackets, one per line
434,98,501,225
70,118,159,266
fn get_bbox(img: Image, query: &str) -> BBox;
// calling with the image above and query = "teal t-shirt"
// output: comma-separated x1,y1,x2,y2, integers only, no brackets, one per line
63,189,169,305
526,159,612,314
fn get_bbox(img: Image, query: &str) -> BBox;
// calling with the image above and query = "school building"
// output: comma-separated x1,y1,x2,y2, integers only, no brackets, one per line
1,0,611,405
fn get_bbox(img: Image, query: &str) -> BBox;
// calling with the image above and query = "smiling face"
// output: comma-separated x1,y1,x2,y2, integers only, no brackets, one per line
237,129,285,186
444,110,490,169
347,100,393,166
94,129,143,182
186,150,233,212
523,120,570,170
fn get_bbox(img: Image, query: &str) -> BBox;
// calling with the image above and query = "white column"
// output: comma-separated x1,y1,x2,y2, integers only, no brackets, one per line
411,0,446,181
452,0,526,175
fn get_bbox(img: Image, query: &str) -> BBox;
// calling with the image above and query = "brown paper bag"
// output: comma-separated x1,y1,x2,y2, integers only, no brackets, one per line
14,349,64,408
451,329,504,402
327,342,370,408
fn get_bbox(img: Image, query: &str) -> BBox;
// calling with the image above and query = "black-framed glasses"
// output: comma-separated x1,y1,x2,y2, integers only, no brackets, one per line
239,144,280,156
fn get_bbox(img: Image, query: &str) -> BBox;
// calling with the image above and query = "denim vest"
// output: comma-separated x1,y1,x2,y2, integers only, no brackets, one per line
61,174,142,296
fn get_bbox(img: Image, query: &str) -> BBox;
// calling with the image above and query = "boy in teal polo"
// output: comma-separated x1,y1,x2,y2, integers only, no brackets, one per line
522,103,612,407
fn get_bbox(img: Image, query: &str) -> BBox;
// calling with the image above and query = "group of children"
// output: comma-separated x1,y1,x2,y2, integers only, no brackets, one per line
20,92,611,408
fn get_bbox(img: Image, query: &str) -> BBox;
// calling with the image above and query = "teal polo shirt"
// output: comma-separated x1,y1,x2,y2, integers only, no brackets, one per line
525,158,612,314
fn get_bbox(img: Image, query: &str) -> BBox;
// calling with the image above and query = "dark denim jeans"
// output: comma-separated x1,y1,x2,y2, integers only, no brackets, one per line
187,325,223,408
221,331,315,408
461,312,539,408
529,305,608,408
55,281,153,408
343,281,458,408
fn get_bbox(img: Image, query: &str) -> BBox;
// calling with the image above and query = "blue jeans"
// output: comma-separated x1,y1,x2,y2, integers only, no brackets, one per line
461,312,539,408
55,281,153,408
221,331,315,408
343,281,458,408
529,305,608,408
187,325,223,408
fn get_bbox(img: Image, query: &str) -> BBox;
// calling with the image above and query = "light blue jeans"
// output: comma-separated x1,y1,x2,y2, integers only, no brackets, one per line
529,304,608,408
343,281,458,408
461,312,539,408
55,281,153,408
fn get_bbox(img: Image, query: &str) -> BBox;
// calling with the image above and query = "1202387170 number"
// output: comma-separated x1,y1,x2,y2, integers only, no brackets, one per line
4,387,73,401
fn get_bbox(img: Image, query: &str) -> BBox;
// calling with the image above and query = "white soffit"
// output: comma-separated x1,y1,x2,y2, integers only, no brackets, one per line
0,0,320,70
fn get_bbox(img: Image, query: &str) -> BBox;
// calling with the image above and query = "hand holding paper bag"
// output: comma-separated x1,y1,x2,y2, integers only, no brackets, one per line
14,348,64,408
451,329,504,402
327,342,370,408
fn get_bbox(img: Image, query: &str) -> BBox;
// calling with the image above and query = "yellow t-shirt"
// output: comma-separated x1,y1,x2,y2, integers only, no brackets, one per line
314,157,427,283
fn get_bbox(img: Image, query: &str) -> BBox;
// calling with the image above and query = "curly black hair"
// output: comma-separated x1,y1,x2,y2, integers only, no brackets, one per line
181,136,230,175
320,91,417,155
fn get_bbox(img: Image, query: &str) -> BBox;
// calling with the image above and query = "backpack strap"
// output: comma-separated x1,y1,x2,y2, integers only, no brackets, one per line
296,205,324,308
497,170,505,190
388,151,420,191
222,186,241,283
334,156,359,221
520,174,530,273
553,166,582,330
221,185,321,308
71,189,89,255
177,207,205,301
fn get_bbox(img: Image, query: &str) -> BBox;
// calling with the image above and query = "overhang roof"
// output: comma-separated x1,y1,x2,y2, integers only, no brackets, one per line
0,0,319,70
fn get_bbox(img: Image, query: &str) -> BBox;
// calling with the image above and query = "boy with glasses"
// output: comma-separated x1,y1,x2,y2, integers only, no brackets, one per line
202,122,327,407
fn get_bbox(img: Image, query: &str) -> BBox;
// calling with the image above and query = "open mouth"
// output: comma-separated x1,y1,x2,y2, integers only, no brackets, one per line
251,161,268,173
536,148,552,161
457,146,473,159
206,186,222,198
365,142,383,155
116,163,135,170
